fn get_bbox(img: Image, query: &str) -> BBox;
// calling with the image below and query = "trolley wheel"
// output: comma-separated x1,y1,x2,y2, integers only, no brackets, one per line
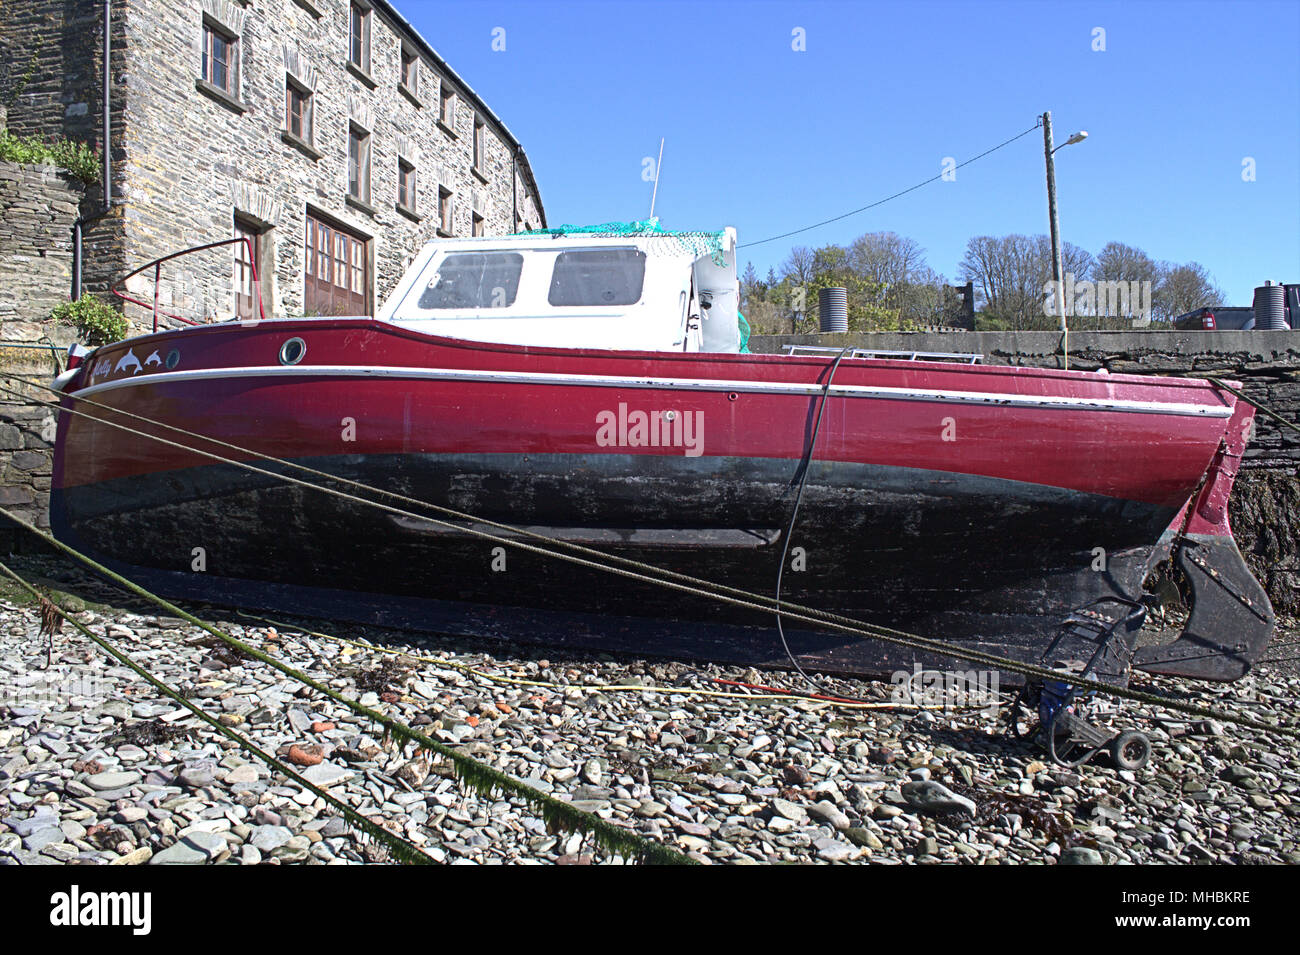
1110,731,1151,771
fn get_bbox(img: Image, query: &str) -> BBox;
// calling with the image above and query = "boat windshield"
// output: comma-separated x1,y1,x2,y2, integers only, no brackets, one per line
417,251,524,309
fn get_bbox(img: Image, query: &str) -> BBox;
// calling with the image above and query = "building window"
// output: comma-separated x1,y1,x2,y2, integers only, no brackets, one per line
305,212,369,315
285,79,313,143
234,219,268,321
398,159,416,212
202,21,238,95
440,84,455,128
438,186,453,234
472,212,485,237
473,115,486,173
349,2,370,73
348,126,370,203
400,48,418,95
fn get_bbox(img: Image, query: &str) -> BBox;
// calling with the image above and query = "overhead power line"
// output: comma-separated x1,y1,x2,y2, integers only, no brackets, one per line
738,120,1044,250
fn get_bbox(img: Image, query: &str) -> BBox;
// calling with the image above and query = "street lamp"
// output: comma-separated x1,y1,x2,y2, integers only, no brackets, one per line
1042,112,1087,338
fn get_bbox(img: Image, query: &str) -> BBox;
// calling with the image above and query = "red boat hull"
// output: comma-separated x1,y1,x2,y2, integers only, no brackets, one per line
49,319,1273,682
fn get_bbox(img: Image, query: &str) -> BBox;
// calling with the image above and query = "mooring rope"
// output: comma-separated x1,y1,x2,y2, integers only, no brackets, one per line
776,347,849,687
0,559,437,866
9,371,1284,687
3,373,913,636
0,376,1183,697
1206,376,1300,436
0,509,695,865
1,376,1296,740
232,612,948,711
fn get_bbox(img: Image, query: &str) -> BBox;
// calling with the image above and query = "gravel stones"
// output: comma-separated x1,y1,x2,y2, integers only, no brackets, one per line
901,781,977,817
249,825,292,851
2,554,1300,867
1059,846,1104,865
86,770,141,791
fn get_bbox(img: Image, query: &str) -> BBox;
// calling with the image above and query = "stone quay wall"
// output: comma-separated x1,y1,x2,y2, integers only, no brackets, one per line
0,161,86,330
0,161,90,547
752,329,1300,614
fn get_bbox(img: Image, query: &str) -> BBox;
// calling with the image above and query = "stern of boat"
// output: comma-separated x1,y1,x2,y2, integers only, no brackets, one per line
1134,390,1276,680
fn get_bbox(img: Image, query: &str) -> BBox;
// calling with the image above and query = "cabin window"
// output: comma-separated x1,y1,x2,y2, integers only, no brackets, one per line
548,248,646,307
417,252,523,310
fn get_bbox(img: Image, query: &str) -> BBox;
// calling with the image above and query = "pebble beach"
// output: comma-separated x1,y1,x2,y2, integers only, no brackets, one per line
2,555,1298,866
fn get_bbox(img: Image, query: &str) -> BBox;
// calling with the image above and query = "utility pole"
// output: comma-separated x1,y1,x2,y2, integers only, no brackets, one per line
1042,111,1066,334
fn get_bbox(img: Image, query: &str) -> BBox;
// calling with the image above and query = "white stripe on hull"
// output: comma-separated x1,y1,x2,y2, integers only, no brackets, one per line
66,363,1235,418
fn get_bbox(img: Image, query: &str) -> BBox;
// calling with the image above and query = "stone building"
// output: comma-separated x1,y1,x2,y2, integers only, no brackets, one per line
1,0,546,324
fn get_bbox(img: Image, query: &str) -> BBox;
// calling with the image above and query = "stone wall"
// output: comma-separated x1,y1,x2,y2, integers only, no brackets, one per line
2,0,545,328
0,160,89,549
0,347,63,546
752,329,1300,613
0,160,86,328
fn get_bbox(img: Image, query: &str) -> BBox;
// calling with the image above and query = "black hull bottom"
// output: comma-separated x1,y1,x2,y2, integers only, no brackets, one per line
51,452,1192,685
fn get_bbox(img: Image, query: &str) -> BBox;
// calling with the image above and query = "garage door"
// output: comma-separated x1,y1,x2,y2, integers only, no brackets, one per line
305,212,369,315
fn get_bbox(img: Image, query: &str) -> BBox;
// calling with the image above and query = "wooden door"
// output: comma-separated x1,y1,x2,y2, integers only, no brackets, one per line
304,212,369,315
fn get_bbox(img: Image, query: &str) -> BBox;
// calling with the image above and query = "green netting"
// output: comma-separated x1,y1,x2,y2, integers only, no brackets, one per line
513,218,727,266
737,311,752,353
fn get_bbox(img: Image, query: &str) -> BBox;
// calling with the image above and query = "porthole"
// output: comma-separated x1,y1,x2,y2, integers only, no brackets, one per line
279,337,306,366
165,349,181,370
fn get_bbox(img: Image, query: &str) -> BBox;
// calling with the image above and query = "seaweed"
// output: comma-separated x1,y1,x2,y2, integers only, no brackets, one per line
190,633,253,667
107,718,195,747
951,780,1074,844
352,656,415,694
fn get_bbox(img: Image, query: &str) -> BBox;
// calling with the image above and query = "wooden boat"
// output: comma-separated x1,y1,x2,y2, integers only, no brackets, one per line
49,226,1275,683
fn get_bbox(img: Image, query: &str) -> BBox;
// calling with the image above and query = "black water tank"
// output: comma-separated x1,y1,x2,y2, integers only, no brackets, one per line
818,287,848,333
1253,282,1288,330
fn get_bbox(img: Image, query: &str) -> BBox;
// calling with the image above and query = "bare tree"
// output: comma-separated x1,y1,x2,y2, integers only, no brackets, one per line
1093,241,1161,286
1154,262,1224,322
847,232,925,287
780,246,815,287
891,264,950,328
960,234,1092,328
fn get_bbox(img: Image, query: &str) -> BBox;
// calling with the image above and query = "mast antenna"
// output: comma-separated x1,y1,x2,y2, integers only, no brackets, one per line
648,138,665,219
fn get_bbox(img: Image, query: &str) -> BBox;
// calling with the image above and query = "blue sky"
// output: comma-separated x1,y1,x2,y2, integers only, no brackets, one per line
406,0,1300,304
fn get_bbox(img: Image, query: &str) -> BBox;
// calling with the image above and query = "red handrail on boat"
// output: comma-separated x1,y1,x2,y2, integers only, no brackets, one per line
111,237,266,332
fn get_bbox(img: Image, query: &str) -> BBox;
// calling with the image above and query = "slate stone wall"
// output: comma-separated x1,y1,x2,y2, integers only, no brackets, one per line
0,162,98,548
2,0,545,328
0,161,85,329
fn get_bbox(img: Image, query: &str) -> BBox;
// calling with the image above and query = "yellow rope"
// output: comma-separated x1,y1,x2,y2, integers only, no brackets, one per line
237,612,959,712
